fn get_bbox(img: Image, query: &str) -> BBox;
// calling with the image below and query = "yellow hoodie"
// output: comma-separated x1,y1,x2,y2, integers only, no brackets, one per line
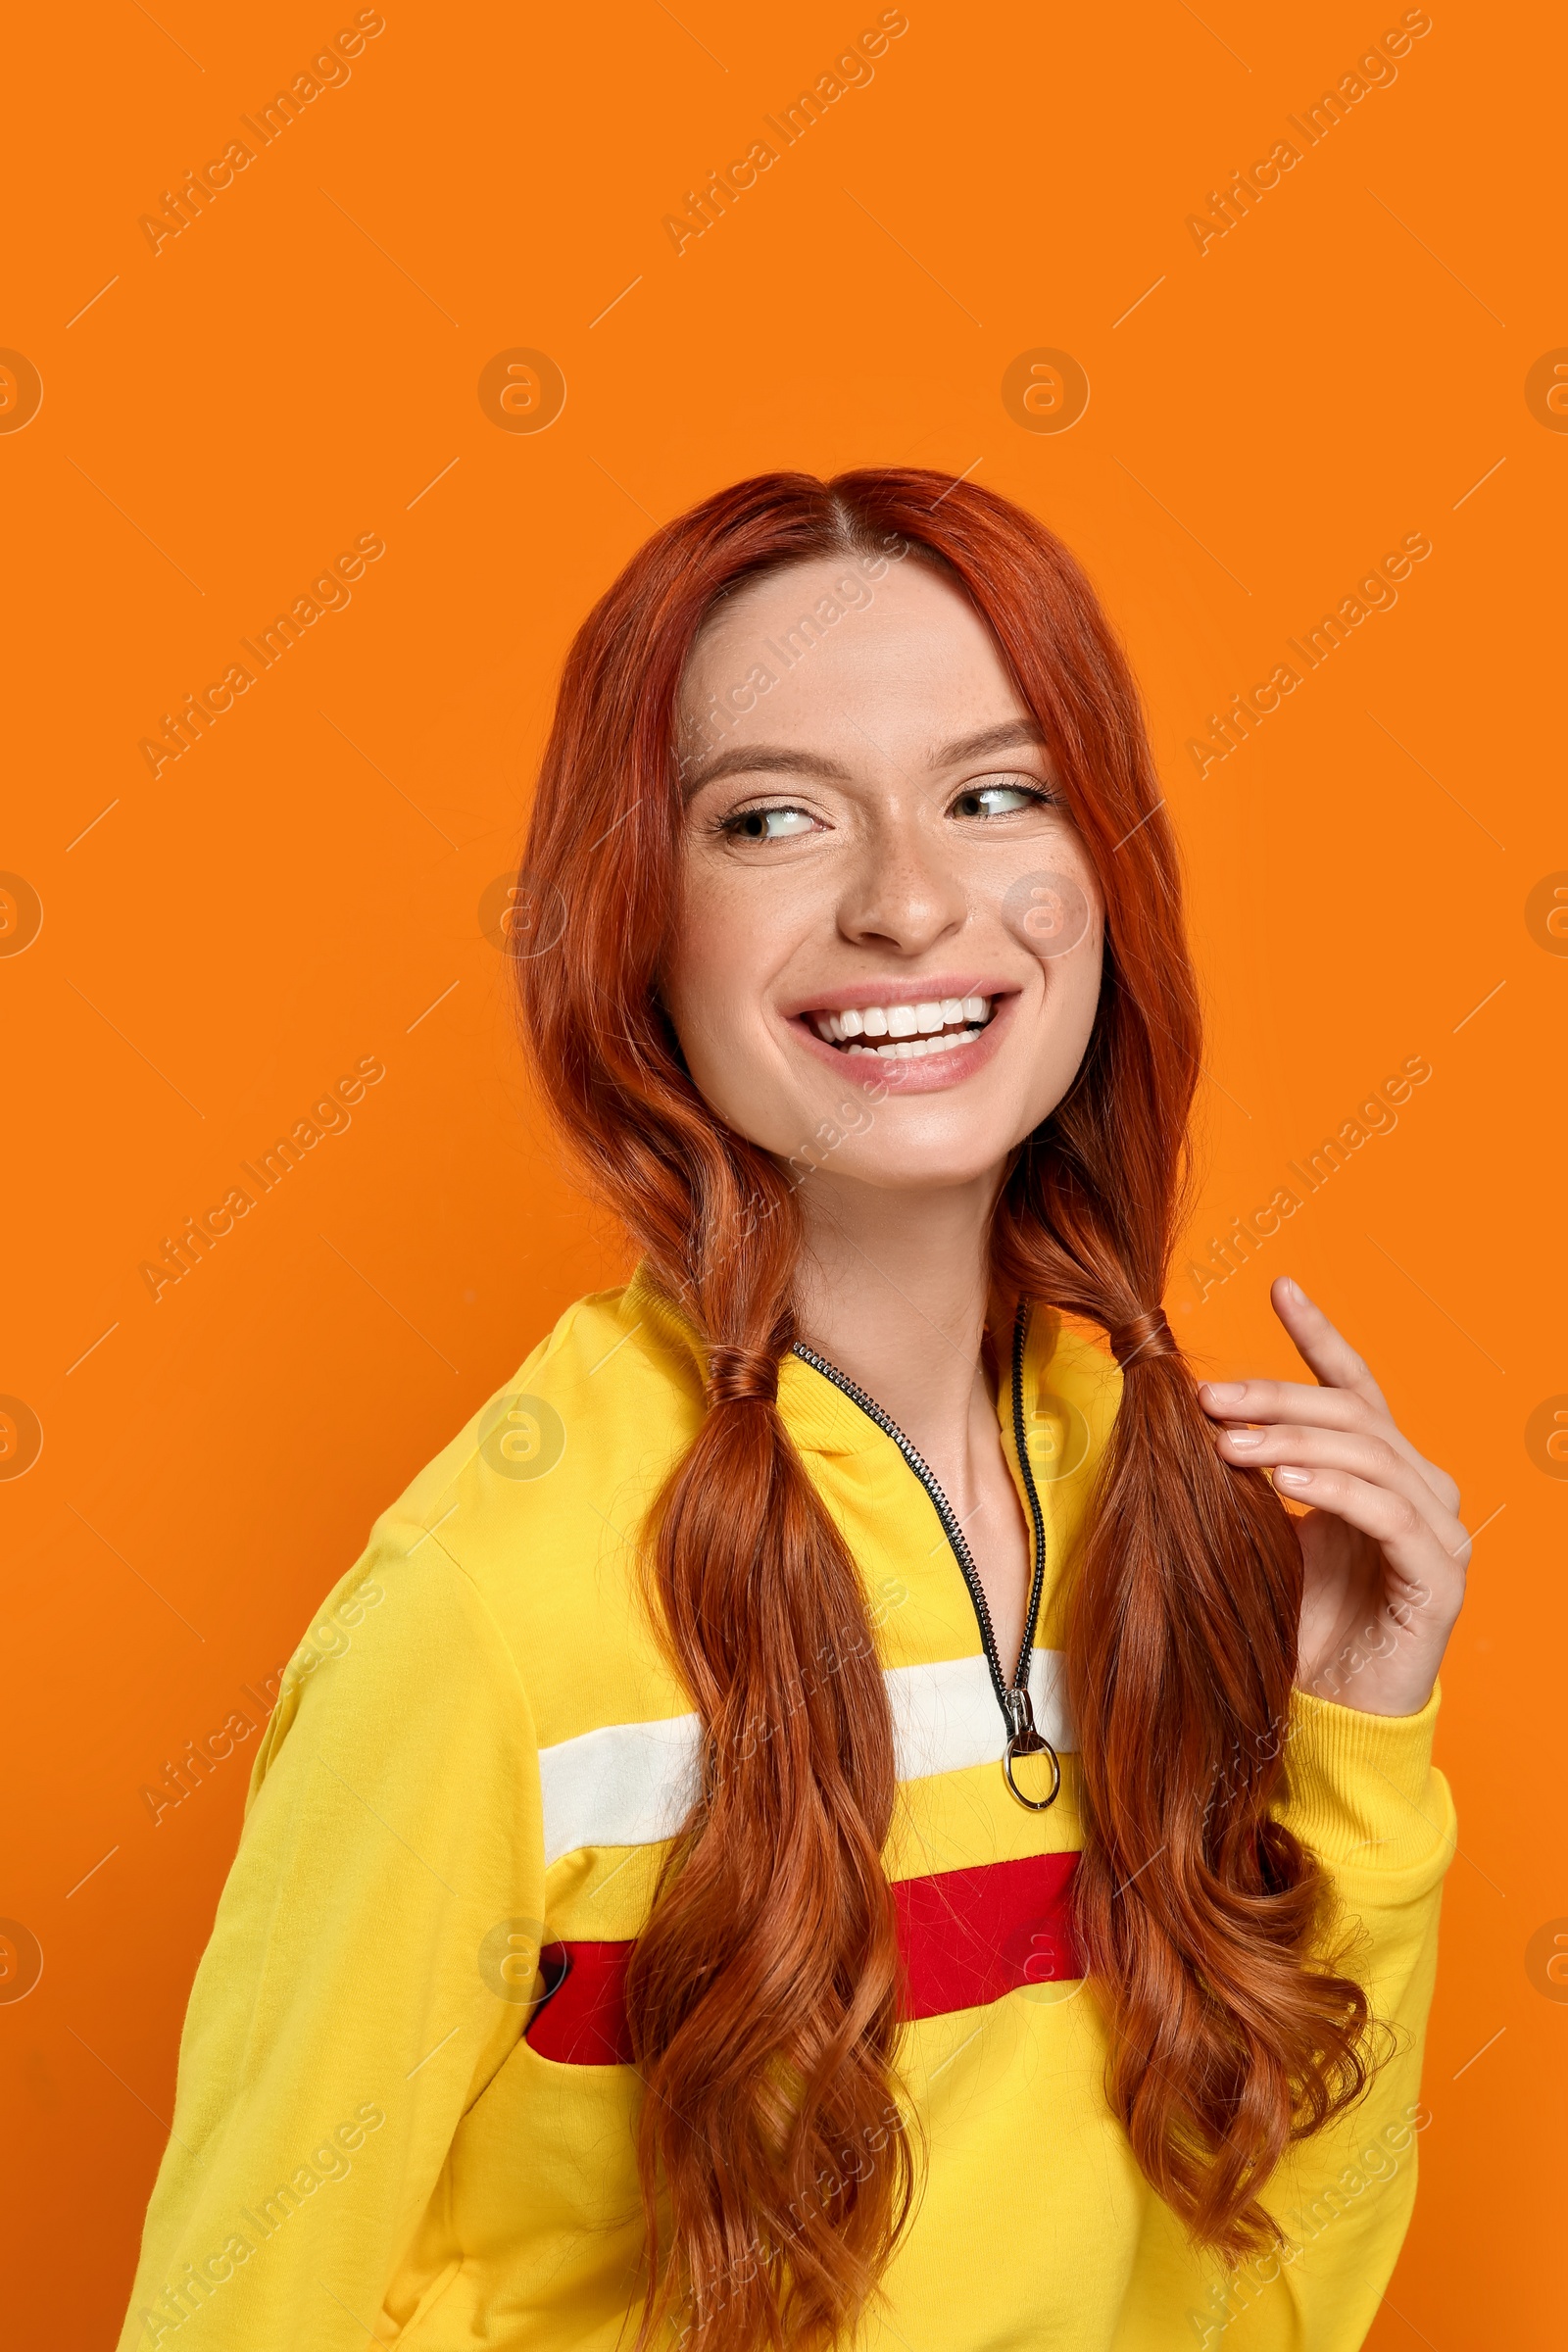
117,1270,1454,2351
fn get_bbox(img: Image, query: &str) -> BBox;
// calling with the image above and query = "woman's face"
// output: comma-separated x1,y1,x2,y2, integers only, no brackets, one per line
662,553,1104,1195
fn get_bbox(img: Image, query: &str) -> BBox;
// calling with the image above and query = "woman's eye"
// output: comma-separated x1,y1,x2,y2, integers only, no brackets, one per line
724,805,816,841
953,778,1050,819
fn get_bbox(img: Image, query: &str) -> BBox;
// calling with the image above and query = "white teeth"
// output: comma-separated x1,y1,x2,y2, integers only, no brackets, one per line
845,1027,981,1061
807,995,995,1054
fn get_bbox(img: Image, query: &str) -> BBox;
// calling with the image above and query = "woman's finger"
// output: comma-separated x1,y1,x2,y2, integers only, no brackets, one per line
1213,1420,1466,1554
1197,1372,1460,1515
1268,1276,1390,1414
1199,1378,1372,1431
1265,1461,1468,1619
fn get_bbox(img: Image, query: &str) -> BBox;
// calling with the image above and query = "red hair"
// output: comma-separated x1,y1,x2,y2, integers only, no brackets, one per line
517,470,1371,2350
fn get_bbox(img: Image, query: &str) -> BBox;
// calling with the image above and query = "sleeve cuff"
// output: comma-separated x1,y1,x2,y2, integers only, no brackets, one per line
1280,1677,1455,1876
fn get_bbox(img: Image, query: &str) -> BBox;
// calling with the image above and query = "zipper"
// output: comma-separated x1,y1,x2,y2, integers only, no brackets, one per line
791,1301,1060,1811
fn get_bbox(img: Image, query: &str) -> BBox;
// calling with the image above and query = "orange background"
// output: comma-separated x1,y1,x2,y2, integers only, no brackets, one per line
3,1,1563,2341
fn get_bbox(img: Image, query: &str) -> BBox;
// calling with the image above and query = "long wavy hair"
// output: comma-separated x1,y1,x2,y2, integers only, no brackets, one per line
516,470,1372,2350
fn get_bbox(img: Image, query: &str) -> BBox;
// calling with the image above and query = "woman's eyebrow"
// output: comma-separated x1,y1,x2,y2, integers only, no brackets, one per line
679,745,855,801
928,719,1049,768
678,720,1049,801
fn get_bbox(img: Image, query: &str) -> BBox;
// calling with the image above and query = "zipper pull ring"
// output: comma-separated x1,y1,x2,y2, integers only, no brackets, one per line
1002,1684,1061,1813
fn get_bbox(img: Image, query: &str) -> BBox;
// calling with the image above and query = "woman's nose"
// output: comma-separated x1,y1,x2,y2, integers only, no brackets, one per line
835,823,971,955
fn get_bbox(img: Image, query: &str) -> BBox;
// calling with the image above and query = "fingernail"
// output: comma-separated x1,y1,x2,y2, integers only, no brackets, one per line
1281,1278,1302,1301
1226,1429,1262,1449
1200,1382,1245,1407
1274,1466,1311,1488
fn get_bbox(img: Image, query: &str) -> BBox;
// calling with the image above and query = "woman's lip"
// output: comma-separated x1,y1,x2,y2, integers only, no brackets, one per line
777,976,1020,1020
789,991,1018,1093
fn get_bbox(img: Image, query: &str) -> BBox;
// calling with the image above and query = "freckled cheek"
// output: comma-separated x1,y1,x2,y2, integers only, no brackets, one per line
665,994,812,1162
663,877,781,1067
1052,930,1105,1025
1012,933,1102,1110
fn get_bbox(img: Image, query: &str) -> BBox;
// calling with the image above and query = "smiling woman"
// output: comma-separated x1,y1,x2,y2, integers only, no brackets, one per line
118,470,1463,2352
666,564,1104,1158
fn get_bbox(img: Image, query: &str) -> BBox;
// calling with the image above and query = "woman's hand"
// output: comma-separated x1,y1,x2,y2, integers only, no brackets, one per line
1198,1276,1468,1717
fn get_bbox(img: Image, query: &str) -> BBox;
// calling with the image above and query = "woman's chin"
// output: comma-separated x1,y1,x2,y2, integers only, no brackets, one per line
775,1125,1021,1198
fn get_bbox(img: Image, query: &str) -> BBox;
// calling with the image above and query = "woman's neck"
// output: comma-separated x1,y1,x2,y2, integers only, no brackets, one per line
789,1159,1036,1678
790,1164,1004,1476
